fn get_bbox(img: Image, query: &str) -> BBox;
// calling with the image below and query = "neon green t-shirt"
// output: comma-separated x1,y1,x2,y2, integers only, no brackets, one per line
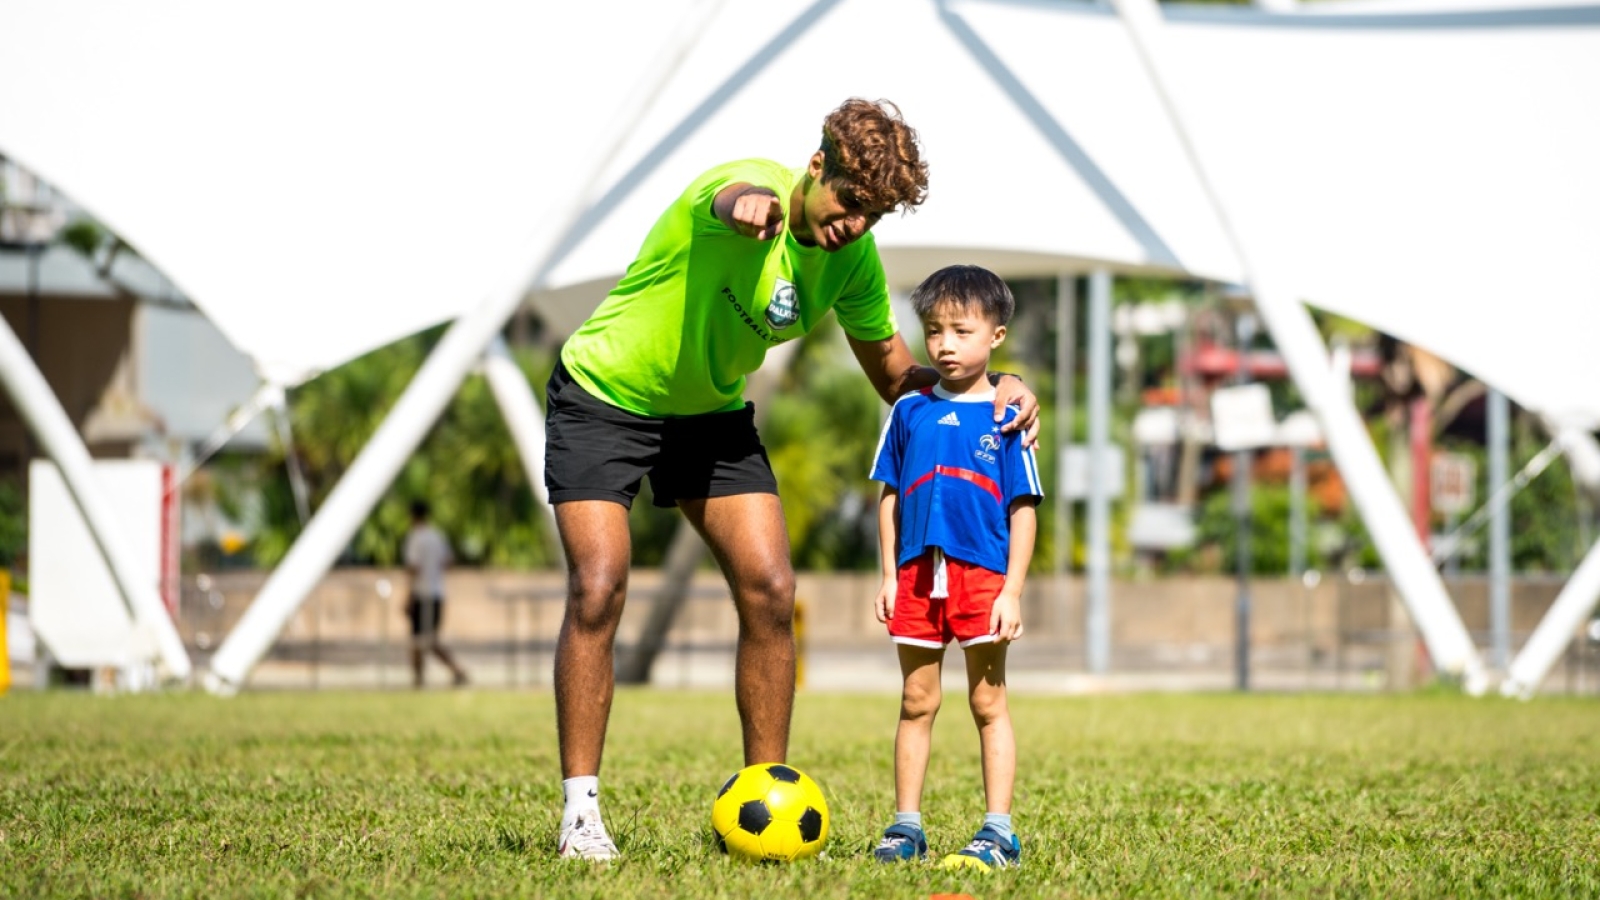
559,159,898,416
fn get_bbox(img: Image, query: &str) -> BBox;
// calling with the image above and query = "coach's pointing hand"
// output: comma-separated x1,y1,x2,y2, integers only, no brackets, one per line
715,184,786,241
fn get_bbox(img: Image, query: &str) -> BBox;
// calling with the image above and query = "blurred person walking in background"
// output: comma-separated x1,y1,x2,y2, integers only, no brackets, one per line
404,500,468,689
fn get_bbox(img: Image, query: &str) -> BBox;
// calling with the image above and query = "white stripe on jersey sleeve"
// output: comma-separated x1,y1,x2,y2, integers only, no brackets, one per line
869,391,923,481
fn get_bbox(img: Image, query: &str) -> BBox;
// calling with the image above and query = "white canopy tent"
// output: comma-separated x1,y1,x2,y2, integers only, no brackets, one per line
2,0,1597,694
0,1,708,385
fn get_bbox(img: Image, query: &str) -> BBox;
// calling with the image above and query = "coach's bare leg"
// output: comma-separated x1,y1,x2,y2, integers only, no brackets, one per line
554,500,633,778
680,493,796,765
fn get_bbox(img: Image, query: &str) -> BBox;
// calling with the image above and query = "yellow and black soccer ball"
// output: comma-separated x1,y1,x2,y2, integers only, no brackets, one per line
710,763,830,863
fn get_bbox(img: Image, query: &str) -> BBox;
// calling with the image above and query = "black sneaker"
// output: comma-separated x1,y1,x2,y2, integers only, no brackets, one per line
940,825,1021,870
872,823,928,863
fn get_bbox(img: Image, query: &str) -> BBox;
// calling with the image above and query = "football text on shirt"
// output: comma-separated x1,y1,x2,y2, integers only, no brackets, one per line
721,286,786,344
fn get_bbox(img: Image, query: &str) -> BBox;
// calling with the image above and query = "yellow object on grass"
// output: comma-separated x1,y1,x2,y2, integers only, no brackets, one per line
940,854,994,873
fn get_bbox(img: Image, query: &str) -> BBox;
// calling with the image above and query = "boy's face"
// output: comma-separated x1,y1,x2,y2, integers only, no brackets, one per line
921,299,1006,389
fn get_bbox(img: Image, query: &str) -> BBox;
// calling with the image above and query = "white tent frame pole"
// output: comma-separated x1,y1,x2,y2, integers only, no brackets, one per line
1433,441,1562,566
265,393,312,525
1487,387,1511,672
172,380,283,488
204,4,723,693
1108,0,1487,691
1085,267,1113,675
481,337,563,569
1502,535,1600,699
1502,425,1600,698
0,310,192,680
1053,272,1075,636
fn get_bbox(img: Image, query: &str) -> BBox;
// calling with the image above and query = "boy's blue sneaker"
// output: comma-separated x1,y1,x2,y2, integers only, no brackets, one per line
872,823,928,863
940,826,1021,871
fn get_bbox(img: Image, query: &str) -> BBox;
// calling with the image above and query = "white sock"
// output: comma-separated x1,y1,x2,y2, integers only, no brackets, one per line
983,812,1014,843
561,776,601,832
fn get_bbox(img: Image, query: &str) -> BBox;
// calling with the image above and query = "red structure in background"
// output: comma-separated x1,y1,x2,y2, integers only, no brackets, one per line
161,464,180,618
1157,339,1388,517
1180,342,1383,384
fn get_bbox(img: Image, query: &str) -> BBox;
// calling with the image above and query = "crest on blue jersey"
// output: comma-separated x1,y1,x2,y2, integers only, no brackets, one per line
766,279,799,330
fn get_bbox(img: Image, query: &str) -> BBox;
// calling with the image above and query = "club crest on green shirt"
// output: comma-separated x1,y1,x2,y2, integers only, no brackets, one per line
765,279,799,330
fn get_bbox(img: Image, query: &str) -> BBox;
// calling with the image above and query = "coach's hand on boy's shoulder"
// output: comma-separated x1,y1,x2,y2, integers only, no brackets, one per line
989,372,1040,449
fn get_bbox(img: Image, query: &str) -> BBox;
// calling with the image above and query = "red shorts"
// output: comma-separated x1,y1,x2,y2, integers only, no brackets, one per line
889,551,1005,648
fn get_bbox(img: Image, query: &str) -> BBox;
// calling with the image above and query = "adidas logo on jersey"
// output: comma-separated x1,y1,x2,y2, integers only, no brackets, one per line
938,411,960,426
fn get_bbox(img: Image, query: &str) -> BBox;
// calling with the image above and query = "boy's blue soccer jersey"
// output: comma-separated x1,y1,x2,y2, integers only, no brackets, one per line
870,385,1044,574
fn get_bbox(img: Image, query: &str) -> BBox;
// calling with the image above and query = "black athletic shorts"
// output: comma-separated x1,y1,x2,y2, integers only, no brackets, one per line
405,593,445,637
543,360,778,509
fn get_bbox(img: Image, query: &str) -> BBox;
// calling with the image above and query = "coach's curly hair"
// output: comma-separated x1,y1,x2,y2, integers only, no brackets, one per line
818,98,929,214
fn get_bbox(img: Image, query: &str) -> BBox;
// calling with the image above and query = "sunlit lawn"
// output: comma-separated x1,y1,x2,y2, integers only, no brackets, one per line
1,687,1596,898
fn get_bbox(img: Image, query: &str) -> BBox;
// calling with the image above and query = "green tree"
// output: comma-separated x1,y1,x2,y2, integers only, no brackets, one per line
1183,481,1333,575
237,327,558,569
0,479,25,568
1501,412,1583,573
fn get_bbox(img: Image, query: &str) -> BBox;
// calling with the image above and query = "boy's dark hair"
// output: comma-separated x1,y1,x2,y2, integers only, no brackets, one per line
819,98,929,214
909,265,1015,326
409,500,430,520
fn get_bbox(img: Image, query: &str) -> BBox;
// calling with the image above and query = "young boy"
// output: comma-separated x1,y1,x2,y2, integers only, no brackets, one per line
867,264,1042,870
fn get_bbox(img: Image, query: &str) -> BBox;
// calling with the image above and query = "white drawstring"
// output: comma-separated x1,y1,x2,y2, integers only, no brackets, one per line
931,548,948,599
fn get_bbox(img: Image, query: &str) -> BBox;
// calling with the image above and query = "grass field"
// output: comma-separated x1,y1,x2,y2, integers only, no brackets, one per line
1,687,1596,899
